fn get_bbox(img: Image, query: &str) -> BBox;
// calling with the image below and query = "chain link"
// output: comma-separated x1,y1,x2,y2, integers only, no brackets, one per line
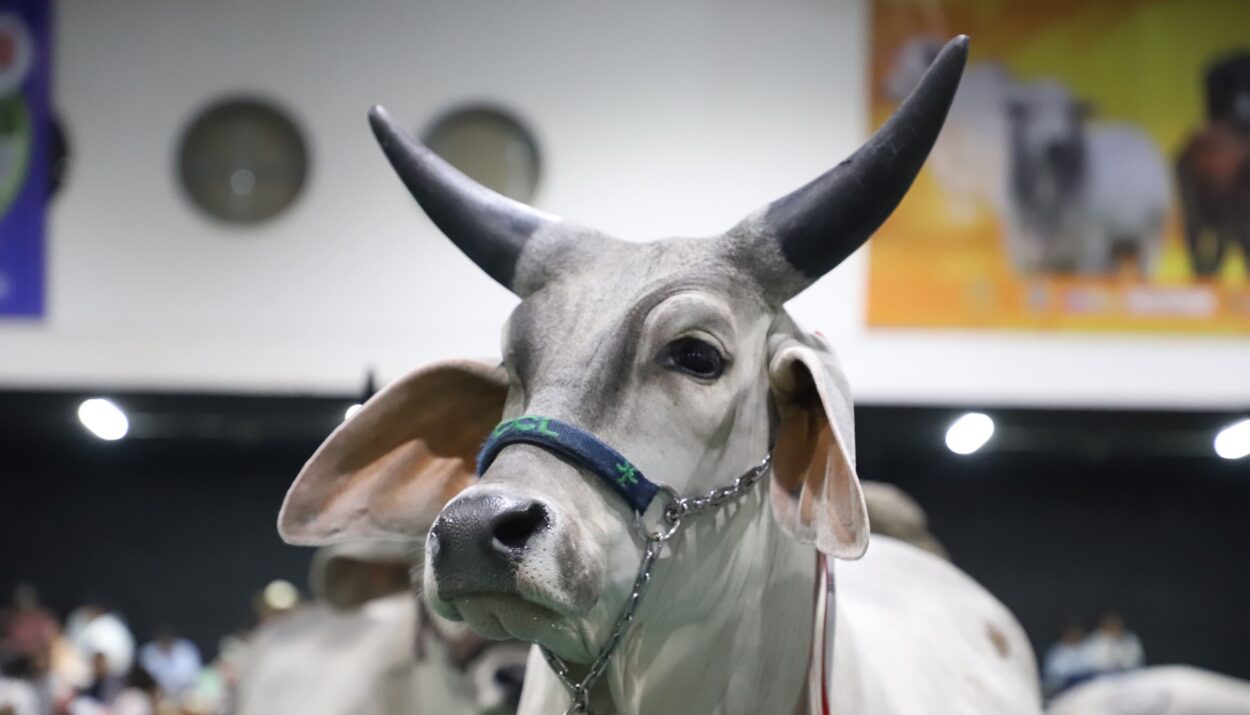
541,451,772,714
666,452,772,523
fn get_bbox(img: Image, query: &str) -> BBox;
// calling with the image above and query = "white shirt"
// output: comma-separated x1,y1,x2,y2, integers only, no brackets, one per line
138,639,202,696
1084,631,1144,672
70,613,135,677
1044,641,1092,686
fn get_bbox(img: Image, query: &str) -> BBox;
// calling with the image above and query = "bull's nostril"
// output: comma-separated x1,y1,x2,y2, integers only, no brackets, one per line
492,502,548,551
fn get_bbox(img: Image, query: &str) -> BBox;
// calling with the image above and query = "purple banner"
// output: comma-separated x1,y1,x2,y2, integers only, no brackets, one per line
0,0,49,318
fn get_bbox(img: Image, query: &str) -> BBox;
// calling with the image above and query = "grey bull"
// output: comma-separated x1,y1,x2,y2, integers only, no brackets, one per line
278,36,1042,714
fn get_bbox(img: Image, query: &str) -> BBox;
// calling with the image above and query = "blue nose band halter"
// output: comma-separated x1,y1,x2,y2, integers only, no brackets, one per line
476,413,773,715
477,415,661,514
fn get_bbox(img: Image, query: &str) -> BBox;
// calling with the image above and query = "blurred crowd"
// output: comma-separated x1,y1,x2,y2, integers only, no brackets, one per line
1043,612,1146,698
0,582,300,715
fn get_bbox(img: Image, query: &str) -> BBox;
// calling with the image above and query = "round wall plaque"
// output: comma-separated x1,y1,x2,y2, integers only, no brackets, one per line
422,105,541,203
178,98,308,225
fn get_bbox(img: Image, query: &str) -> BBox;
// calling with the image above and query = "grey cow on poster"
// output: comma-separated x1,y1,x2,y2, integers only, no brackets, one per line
278,36,1042,715
1004,80,1170,276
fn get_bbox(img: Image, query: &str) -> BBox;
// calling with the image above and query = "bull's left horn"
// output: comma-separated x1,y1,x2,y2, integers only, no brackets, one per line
747,35,968,299
369,106,560,293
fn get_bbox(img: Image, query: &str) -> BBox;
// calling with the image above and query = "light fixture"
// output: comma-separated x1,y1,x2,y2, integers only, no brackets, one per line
344,403,364,421
1214,418,1250,460
262,579,299,610
945,412,994,455
78,398,129,441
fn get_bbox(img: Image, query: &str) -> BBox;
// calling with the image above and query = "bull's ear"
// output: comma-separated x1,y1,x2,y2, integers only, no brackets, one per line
278,359,508,545
767,334,869,559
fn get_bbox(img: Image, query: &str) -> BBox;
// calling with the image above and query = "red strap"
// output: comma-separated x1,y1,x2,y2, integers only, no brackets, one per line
805,552,832,715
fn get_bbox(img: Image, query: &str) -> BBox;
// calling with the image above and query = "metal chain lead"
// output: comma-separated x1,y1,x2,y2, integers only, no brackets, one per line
666,453,773,524
540,451,773,715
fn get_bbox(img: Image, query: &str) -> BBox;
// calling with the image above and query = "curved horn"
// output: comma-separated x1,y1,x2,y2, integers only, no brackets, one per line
368,106,559,293
755,35,968,296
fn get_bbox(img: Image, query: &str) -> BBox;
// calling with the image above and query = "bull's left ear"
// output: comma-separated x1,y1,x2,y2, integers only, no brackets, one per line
767,333,869,559
278,359,508,545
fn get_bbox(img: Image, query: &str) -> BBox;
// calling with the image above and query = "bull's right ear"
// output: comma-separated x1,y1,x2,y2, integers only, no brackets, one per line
278,359,508,545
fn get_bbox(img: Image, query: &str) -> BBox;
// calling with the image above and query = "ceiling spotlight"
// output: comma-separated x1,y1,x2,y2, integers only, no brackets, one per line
344,403,364,421
945,412,994,455
78,398,129,441
1214,418,1250,460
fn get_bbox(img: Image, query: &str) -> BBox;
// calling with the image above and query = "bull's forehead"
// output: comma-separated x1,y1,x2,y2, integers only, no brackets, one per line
503,229,771,420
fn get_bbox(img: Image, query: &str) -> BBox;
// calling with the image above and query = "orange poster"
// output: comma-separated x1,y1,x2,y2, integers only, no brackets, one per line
869,0,1250,332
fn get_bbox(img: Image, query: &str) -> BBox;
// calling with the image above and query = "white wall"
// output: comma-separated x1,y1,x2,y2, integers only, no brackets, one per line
1,0,1246,408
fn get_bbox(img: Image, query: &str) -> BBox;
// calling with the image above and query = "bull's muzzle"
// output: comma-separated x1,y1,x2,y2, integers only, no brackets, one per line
429,492,551,600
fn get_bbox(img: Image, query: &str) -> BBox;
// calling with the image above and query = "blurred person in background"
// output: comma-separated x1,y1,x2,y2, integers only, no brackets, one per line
76,653,121,706
1043,622,1094,697
64,604,132,679
40,623,89,712
0,656,41,715
109,666,160,715
1084,612,1145,674
179,634,244,715
136,626,200,699
1,586,57,666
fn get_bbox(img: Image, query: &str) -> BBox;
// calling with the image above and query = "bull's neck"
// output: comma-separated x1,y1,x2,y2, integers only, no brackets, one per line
556,480,818,715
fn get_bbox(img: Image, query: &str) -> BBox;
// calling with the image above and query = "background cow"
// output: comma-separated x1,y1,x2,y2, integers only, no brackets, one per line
1048,665,1250,715
860,480,948,559
235,541,526,715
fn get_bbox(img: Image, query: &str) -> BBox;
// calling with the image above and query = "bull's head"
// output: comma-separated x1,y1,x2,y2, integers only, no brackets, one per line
279,35,966,686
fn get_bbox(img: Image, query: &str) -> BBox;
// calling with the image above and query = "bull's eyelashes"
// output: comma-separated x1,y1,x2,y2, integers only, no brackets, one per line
657,336,727,381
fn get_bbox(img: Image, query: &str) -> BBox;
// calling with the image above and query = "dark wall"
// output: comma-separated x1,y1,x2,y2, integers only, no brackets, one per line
1,392,1248,678
0,392,335,658
856,407,1250,679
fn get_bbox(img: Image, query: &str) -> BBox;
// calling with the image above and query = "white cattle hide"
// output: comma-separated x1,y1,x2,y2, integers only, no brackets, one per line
235,595,485,715
1048,666,1250,715
831,536,1039,712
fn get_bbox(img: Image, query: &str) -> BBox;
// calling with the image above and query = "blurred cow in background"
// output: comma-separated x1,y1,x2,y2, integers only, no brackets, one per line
1004,80,1169,276
1176,52,1250,277
860,481,948,559
1048,666,1250,715
234,541,526,715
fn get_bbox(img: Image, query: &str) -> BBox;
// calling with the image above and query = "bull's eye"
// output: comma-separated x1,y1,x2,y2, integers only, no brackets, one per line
659,337,725,380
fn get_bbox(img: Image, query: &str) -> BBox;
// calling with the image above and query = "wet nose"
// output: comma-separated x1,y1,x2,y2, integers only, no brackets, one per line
430,493,551,598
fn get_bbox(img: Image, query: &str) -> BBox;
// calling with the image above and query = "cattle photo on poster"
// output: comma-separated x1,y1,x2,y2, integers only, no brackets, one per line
1176,52,1250,277
886,35,1171,277
276,36,1045,715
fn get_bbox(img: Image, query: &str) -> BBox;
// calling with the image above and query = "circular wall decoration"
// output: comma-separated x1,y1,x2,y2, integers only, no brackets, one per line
0,93,31,219
177,97,308,225
0,12,36,95
422,105,541,203
47,112,69,200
